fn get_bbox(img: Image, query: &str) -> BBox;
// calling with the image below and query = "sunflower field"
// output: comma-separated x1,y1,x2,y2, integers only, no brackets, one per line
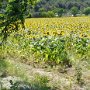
1,16,90,67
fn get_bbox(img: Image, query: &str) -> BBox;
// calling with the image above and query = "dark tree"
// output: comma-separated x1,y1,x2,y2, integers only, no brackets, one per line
0,0,38,41
71,6,79,16
83,7,90,15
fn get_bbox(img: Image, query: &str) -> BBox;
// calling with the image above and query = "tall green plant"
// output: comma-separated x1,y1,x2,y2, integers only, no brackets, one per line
30,36,71,67
0,0,38,42
71,6,78,16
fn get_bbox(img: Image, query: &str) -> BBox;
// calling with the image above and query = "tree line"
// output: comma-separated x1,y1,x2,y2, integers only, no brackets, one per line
30,0,90,17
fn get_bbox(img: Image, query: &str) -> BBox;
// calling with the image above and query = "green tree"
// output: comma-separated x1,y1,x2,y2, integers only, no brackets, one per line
71,6,79,16
0,0,38,42
40,11,54,18
47,11,54,17
83,7,90,15
40,12,48,17
54,8,65,17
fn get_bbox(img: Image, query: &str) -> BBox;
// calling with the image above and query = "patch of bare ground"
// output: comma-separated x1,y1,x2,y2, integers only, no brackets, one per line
5,59,90,90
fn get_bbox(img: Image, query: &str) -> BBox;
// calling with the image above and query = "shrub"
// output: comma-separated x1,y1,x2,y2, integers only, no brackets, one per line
83,7,90,15
30,36,71,67
40,11,54,17
71,6,79,16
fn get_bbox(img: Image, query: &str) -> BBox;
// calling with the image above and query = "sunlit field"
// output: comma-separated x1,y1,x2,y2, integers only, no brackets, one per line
1,0,90,89
5,16,90,65
1,16,90,90
24,17,90,38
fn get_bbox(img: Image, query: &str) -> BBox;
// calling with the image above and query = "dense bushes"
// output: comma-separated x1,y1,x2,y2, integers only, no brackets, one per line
83,7,90,15
29,36,89,67
30,0,90,17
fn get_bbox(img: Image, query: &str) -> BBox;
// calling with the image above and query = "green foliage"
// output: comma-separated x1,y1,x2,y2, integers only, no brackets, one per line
47,11,55,17
40,11,54,17
3,31,89,67
54,8,65,17
0,0,26,41
0,0,37,42
71,6,78,16
30,36,71,67
83,7,90,15
75,38,88,56
29,35,89,67
39,8,46,12
32,0,90,17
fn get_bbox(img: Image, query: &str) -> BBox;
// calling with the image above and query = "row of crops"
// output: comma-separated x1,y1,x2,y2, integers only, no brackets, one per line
2,16,90,67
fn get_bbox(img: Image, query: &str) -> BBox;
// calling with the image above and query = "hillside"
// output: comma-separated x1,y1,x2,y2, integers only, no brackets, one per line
30,0,90,17
0,0,90,17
